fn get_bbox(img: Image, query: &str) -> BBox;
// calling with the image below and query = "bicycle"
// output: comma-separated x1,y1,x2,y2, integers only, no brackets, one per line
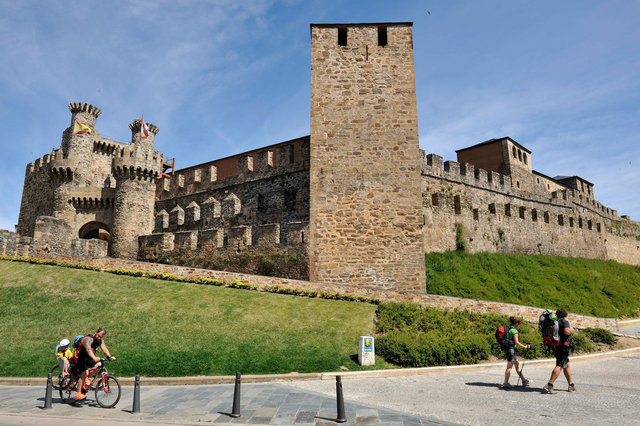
48,363,67,391
59,357,121,408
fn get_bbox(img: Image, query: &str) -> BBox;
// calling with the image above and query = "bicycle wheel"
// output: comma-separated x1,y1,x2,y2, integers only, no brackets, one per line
95,375,121,408
58,376,79,405
49,364,62,390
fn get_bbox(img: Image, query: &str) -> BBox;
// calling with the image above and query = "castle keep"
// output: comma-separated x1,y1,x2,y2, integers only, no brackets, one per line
7,22,640,292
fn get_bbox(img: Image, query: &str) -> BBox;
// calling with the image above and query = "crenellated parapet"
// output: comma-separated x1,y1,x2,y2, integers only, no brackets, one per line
26,151,55,178
422,152,623,222
68,102,102,118
425,158,513,192
158,136,310,200
93,139,128,156
139,220,308,257
112,146,162,180
128,119,159,136
49,155,79,179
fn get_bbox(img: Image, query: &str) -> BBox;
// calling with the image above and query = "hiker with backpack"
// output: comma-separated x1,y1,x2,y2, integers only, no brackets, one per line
497,316,531,389
542,308,576,394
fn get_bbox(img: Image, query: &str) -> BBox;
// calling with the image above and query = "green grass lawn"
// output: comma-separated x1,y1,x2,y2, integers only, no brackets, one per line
425,251,640,318
0,260,394,377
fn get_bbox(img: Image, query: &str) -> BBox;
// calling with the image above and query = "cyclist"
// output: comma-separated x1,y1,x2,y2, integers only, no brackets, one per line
73,328,116,400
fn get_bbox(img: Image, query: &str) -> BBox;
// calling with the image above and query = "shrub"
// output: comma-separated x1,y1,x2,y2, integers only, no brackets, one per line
570,332,594,353
377,330,492,367
581,328,618,345
455,223,466,251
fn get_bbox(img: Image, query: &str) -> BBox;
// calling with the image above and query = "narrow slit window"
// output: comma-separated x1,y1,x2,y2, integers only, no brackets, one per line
338,27,348,46
454,195,461,215
378,25,387,47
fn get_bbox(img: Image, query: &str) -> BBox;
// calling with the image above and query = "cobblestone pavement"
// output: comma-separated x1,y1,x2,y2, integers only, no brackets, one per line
0,381,455,425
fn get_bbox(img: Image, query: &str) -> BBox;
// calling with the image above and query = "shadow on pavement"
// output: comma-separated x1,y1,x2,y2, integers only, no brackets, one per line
465,382,542,393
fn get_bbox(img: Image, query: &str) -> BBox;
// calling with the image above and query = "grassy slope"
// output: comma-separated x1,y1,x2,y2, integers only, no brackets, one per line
0,260,393,377
426,251,640,318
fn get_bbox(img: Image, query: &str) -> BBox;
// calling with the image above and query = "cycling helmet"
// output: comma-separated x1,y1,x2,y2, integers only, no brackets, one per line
74,335,84,347
59,338,70,347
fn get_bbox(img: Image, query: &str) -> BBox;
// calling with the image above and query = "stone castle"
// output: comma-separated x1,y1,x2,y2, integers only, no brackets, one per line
6,22,640,293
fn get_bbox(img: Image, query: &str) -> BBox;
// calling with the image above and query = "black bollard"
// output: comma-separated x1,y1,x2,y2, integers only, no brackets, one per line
335,375,346,423
230,372,241,418
44,372,53,409
132,374,141,413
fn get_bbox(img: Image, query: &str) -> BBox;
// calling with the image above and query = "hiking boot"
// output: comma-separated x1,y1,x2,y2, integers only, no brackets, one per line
568,383,576,392
500,382,512,389
543,383,555,394
522,378,530,387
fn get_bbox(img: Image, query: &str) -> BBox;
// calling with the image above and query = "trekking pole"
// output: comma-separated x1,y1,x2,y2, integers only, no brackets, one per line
517,350,527,387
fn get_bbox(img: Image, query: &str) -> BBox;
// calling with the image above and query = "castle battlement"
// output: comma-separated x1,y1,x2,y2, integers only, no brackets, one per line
93,139,128,156
422,152,623,222
158,136,310,201
68,102,102,117
112,146,162,180
139,220,308,258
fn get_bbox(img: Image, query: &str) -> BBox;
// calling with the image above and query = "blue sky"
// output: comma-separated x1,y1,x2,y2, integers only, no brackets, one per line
1,0,639,231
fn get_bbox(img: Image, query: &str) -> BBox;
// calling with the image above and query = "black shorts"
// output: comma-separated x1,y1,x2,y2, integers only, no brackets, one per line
553,346,571,368
504,347,518,362
76,353,98,372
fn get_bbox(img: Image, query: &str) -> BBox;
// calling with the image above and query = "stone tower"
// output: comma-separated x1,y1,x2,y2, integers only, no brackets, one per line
53,103,104,222
110,120,161,259
308,23,425,291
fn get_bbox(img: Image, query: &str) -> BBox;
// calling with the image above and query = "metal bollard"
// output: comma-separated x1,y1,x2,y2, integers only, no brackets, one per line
44,372,53,409
230,372,241,418
335,375,346,423
132,374,141,413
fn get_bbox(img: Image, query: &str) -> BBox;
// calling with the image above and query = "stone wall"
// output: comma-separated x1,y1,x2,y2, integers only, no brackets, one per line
422,153,640,265
16,153,55,236
0,226,107,258
0,230,33,257
34,254,618,330
309,23,425,291
140,137,311,278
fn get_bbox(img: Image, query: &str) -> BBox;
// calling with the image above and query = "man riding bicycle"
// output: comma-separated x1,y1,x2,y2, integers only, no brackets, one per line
73,328,115,400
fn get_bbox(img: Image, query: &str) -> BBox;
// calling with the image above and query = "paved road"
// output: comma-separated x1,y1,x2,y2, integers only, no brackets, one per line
617,321,640,337
0,352,638,425
289,354,640,425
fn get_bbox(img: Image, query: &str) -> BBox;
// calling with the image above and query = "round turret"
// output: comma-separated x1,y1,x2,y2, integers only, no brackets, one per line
61,102,101,160
68,102,102,129
110,118,162,259
128,119,159,154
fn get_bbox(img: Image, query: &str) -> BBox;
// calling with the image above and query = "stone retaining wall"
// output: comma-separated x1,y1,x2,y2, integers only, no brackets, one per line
41,254,618,330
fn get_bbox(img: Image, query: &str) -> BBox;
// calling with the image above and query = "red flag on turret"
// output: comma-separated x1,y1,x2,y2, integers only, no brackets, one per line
140,117,150,140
